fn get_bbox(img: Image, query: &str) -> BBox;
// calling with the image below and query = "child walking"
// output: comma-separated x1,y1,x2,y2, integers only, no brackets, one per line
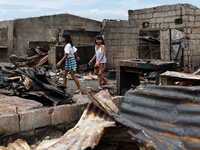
88,34,109,90
57,32,82,94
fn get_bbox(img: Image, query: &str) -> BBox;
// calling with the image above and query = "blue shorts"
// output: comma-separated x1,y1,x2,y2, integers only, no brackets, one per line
65,57,77,73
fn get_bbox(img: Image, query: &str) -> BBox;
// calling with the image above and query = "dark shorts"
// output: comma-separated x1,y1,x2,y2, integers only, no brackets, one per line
65,57,77,73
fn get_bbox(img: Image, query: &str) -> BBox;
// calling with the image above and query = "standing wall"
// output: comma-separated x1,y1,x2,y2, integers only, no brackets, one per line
14,14,101,57
102,20,139,69
0,20,14,62
102,3,200,72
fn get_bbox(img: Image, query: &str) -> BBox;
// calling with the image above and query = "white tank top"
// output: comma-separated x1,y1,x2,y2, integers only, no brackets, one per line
95,45,106,63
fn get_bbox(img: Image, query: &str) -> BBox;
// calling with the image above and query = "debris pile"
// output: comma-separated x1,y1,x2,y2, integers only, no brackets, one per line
2,52,200,150
0,67,69,105
160,70,200,86
139,72,156,85
10,48,48,68
2,68,200,149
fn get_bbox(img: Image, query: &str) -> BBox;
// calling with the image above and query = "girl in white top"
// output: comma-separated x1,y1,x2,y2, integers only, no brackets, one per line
89,34,109,90
57,32,82,94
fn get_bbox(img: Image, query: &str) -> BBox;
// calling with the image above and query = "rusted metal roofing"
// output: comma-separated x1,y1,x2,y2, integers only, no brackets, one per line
0,94,42,115
0,138,31,150
87,89,119,115
36,90,118,150
161,71,200,80
36,102,116,150
111,85,200,150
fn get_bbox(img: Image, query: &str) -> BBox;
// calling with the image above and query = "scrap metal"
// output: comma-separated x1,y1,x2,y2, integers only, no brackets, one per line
0,64,14,74
36,89,118,150
14,68,68,105
0,139,31,150
10,48,48,68
4,84,200,150
111,85,200,150
160,71,200,85
36,102,116,150
161,71,200,80
87,89,119,115
0,67,69,105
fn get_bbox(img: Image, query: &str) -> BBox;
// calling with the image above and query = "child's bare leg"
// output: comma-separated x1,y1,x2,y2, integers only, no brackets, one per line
70,70,82,91
102,76,108,83
100,64,108,83
62,70,68,90
95,68,107,84
94,68,99,76
98,69,104,88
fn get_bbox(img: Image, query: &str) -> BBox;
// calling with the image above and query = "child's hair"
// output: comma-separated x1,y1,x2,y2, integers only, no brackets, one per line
62,32,73,47
95,34,105,45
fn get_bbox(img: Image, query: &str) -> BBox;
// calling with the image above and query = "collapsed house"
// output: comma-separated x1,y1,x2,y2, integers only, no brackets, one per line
102,3,200,73
0,13,101,71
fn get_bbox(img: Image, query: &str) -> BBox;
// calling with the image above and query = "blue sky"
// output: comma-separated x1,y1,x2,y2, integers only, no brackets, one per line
0,0,200,22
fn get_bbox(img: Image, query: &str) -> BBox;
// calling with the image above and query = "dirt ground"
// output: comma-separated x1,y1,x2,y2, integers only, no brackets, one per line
63,74,117,96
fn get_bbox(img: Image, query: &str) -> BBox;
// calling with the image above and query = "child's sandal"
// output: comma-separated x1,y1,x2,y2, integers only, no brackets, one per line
101,82,109,85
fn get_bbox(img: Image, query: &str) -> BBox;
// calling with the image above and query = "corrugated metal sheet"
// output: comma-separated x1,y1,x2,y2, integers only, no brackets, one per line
111,85,200,150
0,139,31,150
161,71,200,80
0,94,42,115
36,101,116,150
15,68,68,105
87,89,119,115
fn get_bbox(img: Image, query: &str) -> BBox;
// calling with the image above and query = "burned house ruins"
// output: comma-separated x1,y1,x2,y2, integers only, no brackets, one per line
0,13,101,70
1,3,200,150
102,3,200,73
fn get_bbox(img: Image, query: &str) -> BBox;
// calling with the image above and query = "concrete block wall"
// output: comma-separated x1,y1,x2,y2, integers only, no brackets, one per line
101,20,139,69
128,4,192,29
0,114,19,135
189,8,200,72
128,3,192,72
28,41,57,51
102,3,200,72
0,28,7,46
0,20,14,62
65,30,100,46
14,14,101,57
0,102,88,136
48,45,95,71
0,14,101,62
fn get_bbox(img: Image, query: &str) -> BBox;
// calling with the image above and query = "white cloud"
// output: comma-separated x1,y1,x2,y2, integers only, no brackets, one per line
0,0,200,21
90,9,98,12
